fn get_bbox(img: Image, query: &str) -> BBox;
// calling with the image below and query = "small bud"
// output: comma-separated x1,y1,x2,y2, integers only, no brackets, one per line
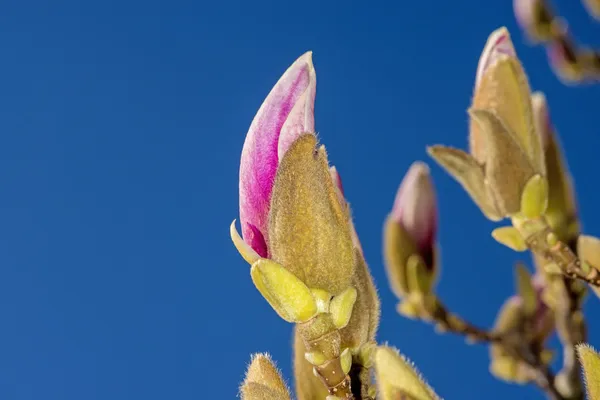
391,162,437,258
330,287,358,329
513,0,559,42
374,346,440,400
492,226,528,252
384,162,438,300
429,28,546,221
241,353,291,400
250,259,318,322
520,174,549,219
576,343,600,400
340,348,352,375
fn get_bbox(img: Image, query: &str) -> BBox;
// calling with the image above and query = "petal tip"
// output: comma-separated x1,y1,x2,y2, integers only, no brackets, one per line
476,27,517,86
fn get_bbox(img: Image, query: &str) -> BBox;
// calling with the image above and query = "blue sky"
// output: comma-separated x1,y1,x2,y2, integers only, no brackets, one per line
0,1,598,399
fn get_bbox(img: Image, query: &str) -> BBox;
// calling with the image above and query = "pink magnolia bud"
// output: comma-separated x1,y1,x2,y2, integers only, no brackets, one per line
239,52,316,257
513,0,556,42
391,162,437,264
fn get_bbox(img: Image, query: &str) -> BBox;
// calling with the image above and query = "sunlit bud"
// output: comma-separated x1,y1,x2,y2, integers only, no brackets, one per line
384,162,439,302
391,162,437,258
238,52,316,258
576,343,600,400
241,354,292,400
429,27,546,221
374,346,440,400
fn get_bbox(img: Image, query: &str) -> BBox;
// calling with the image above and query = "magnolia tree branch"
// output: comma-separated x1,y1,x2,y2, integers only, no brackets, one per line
412,296,570,400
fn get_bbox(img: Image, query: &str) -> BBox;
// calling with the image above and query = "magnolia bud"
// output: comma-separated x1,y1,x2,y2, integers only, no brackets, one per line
513,0,559,42
241,354,291,400
384,162,439,303
576,343,600,400
374,346,440,400
429,27,547,222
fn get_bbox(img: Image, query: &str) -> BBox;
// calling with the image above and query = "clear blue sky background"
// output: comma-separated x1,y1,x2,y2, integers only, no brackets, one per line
0,1,598,399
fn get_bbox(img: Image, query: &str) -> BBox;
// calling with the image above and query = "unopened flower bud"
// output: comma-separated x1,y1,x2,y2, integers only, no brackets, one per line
576,343,600,400
513,0,559,42
241,354,291,400
374,346,440,400
428,27,547,221
384,162,438,301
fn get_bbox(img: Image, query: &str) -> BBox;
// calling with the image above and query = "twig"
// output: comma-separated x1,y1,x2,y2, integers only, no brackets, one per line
420,298,567,400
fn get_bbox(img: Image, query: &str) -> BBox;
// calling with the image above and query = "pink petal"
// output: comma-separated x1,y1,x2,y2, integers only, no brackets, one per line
391,162,437,254
278,67,316,160
475,28,517,88
239,52,316,254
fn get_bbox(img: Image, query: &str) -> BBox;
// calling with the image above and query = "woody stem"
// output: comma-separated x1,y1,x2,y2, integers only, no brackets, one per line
424,297,566,400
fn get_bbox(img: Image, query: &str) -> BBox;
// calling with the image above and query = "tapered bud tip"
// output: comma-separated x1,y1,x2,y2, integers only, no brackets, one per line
531,92,551,148
476,27,516,87
244,353,288,391
278,52,316,159
242,353,291,400
239,52,317,254
329,166,345,197
375,346,440,400
391,161,437,253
